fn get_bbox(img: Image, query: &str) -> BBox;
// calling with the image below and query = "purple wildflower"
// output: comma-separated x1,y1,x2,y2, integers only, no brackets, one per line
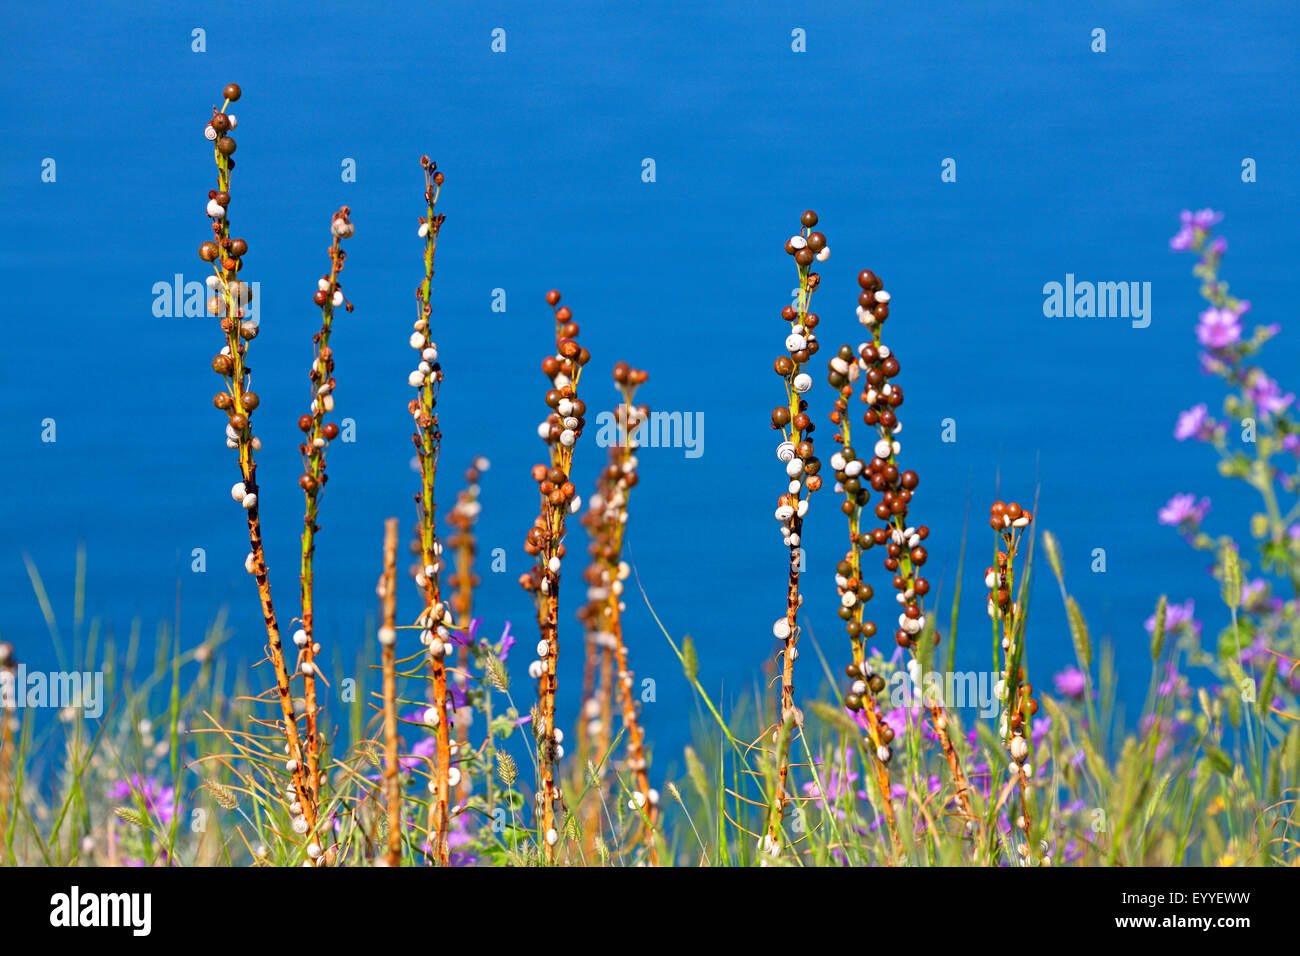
1196,307,1242,349
1052,667,1087,700
1248,372,1294,416
801,767,862,807
1158,493,1210,528
497,621,515,661
108,775,176,826
1170,209,1223,250
1190,208,1224,229
1156,662,1187,699
1240,578,1271,614
1239,635,1272,668
879,704,937,744
1145,598,1200,638
1173,403,1211,441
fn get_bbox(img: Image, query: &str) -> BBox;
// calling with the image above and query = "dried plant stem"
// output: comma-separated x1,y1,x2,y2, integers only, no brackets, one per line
298,208,353,832
893,527,977,830
575,636,600,771
825,351,902,856
445,459,487,810
765,210,826,854
522,289,590,863
201,85,319,856
378,518,403,867
596,644,614,766
987,502,1036,860
581,365,655,858
853,272,979,833
409,157,452,865
918,667,976,826
538,546,562,860
575,625,612,853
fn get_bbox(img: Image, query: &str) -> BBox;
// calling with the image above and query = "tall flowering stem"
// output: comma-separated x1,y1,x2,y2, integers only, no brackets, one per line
579,362,656,858
198,83,320,859
377,517,403,867
765,210,827,854
520,289,589,863
987,501,1036,859
407,157,453,865
296,206,354,822
1168,210,1300,595
852,269,978,832
824,337,902,855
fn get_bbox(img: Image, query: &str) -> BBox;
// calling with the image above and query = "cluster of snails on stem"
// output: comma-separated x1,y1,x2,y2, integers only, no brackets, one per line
520,289,590,863
404,156,457,866
444,455,490,808
293,206,354,829
824,292,904,855
201,83,325,862
445,457,489,624
576,362,658,860
848,270,979,831
987,500,1037,857
764,210,827,856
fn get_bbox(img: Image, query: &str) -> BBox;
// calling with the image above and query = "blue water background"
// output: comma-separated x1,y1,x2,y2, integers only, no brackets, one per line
1,1,1297,759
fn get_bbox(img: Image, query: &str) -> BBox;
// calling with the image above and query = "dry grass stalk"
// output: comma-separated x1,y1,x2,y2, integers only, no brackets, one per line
444,458,488,624
445,457,488,808
765,210,828,855
199,83,321,860
850,270,978,832
823,326,903,856
407,157,453,865
296,205,354,827
578,363,656,859
520,289,590,863
987,501,1036,859
377,517,403,866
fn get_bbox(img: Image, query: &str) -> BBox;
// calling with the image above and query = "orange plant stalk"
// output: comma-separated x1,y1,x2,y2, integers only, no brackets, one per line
520,289,589,863
198,83,320,860
377,517,403,867
987,501,1036,860
407,157,453,865
765,210,826,856
853,270,977,831
296,206,354,828
823,326,903,857
579,363,656,858
445,457,488,809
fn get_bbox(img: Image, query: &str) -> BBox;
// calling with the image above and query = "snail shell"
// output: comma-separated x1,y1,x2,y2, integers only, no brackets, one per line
776,441,797,463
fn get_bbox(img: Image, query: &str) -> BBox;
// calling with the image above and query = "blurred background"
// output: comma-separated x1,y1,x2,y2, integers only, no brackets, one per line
1,0,1296,757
